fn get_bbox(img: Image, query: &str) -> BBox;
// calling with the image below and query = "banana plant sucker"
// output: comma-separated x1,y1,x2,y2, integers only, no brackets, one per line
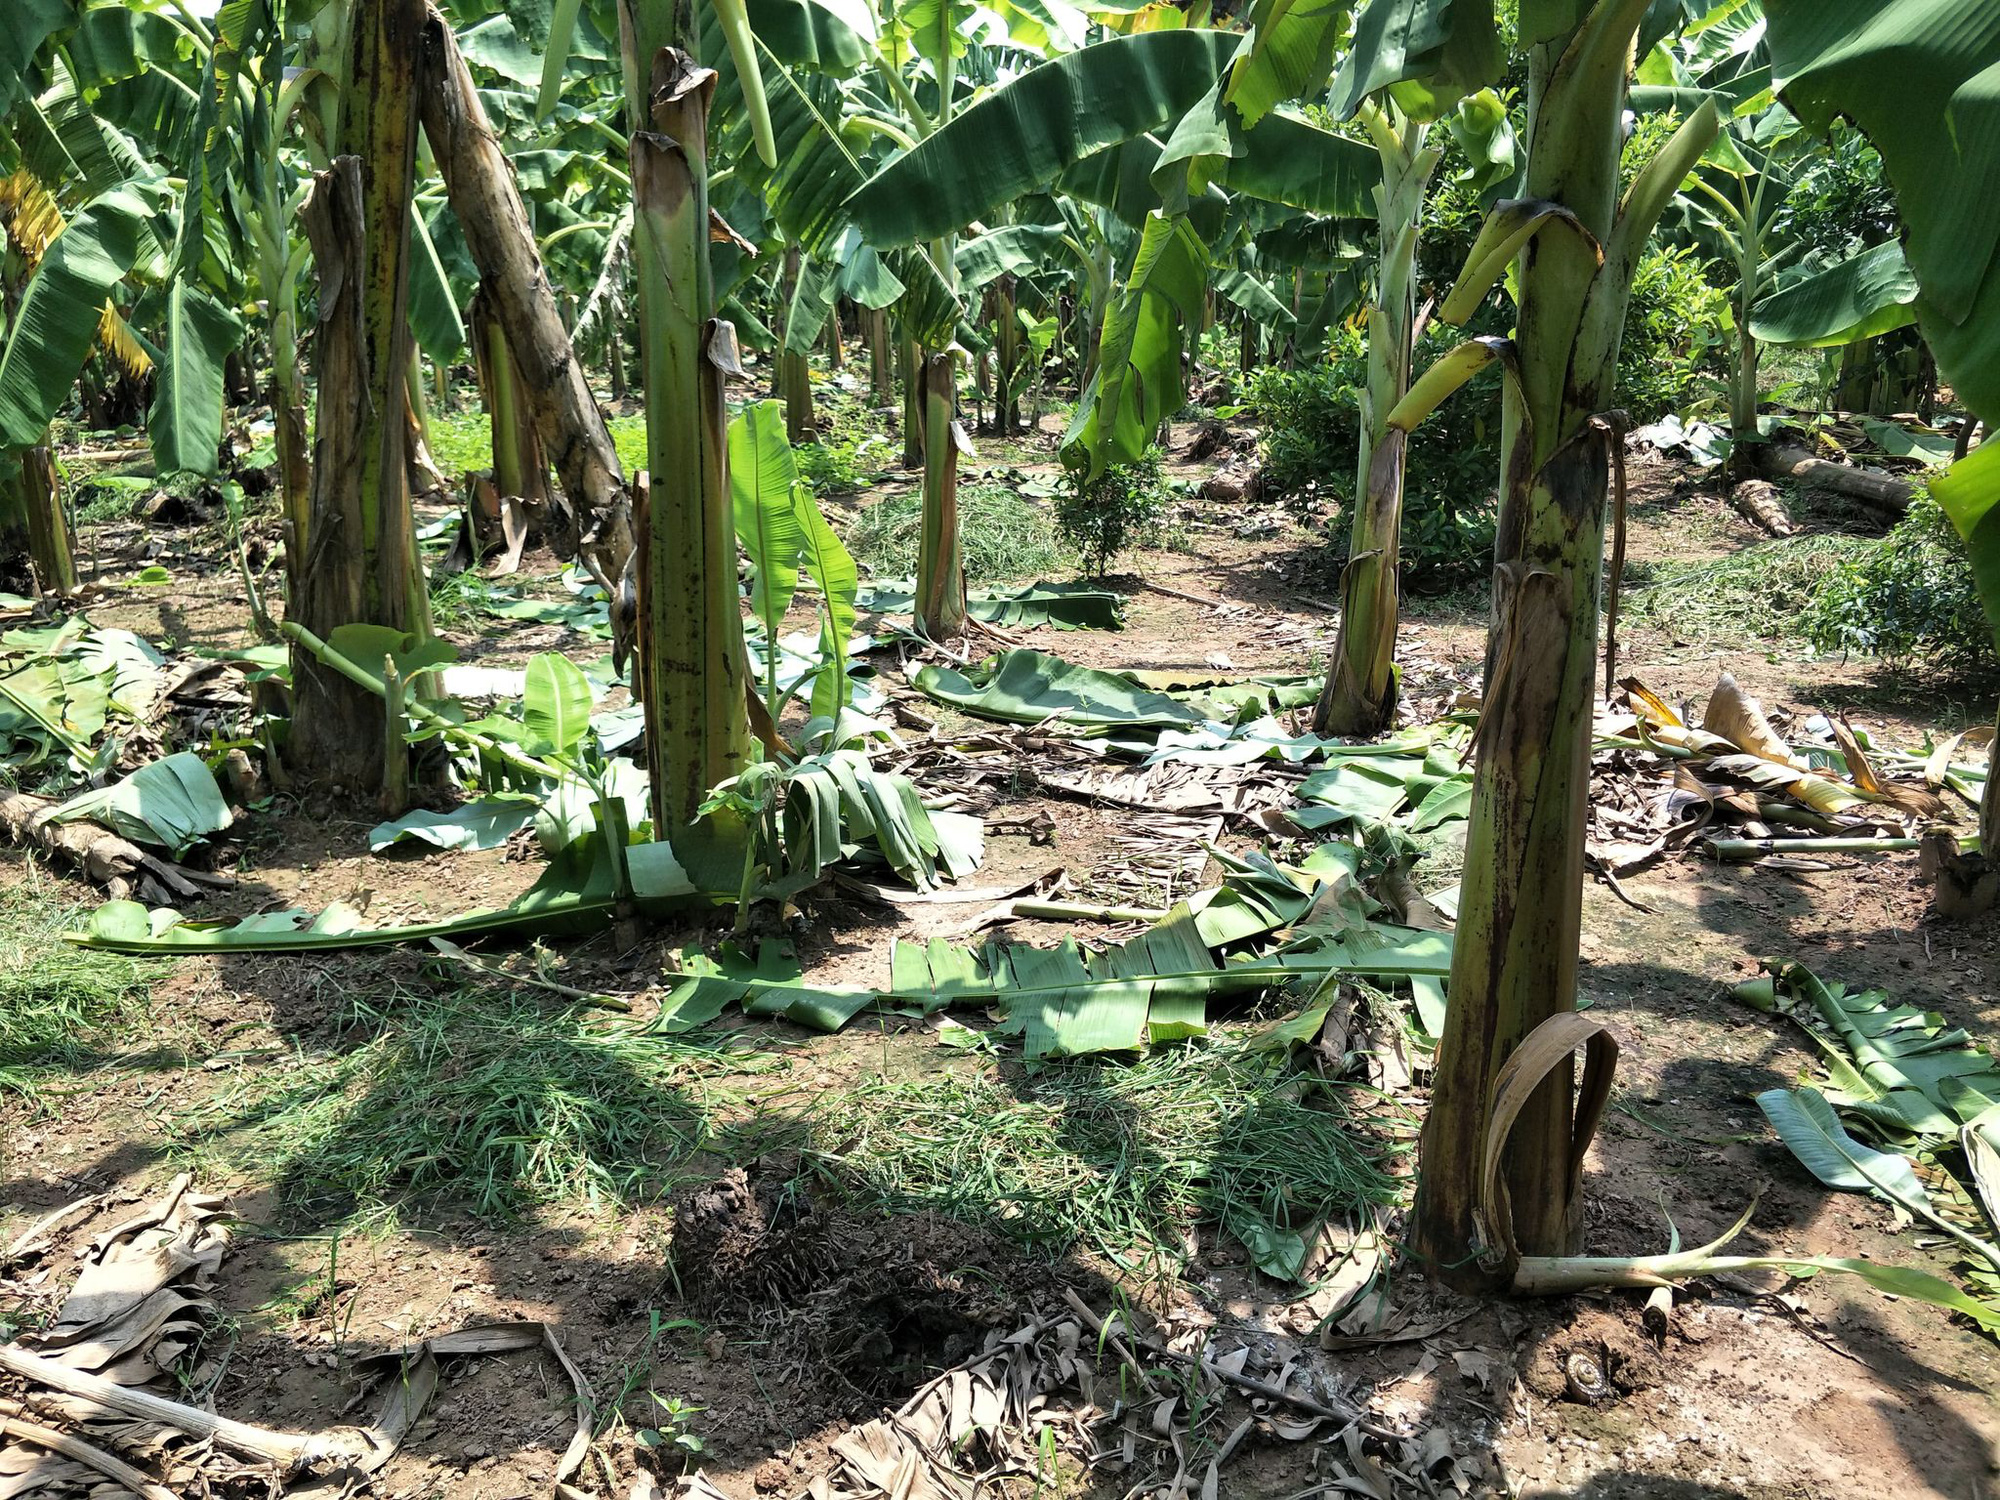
1687,155,1787,474
1314,98,1443,737
1410,2,1719,1287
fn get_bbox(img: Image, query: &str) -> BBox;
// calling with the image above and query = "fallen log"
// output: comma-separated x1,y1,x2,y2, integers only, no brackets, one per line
1754,441,1913,520
0,790,219,903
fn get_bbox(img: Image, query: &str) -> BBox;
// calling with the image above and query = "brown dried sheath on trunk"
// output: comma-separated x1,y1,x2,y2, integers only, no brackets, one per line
416,5,634,581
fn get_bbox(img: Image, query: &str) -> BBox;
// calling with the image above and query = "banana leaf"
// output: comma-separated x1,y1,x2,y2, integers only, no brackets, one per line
369,796,540,853
914,648,1212,731
1767,1,2000,421
49,752,232,858
1063,211,1208,479
148,279,243,479
0,188,151,449
859,581,1125,631
1757,1086,1936,1218
70,835,699,954
846,29,1237,247
1748,240,1918,349
1933,438,2000,659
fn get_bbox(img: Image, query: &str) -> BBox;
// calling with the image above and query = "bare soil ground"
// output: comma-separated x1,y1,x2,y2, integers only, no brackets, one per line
2,399,1996,1500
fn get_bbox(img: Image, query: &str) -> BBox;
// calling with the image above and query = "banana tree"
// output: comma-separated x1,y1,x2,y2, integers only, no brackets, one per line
1386,0,1719,1285
1313,83,1514,736
287,0,435,799
1766,0,2000,900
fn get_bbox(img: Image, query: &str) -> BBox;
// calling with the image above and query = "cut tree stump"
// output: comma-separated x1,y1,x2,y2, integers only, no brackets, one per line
1728,478,1798,537
0,791,216,903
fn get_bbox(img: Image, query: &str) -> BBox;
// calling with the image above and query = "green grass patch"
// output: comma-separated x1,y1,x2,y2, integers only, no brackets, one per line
1620,534,1862,645
805,1037,1395,1274
164,978,759,1228
0,873,156,1095
846,483,1073,584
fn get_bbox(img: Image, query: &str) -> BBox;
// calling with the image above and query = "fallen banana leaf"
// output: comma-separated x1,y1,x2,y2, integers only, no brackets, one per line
69,834,699,954
860,579,1126,630
367,795,540,852
1737,963,2000,1135
914,648,1312,734
46,752,232,858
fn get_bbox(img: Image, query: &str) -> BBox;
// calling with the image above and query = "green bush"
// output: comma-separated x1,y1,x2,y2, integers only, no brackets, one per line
1617,243,1731,423
1056,448,1167,576
1805,492,1994,678
1247,325,1500,592
847,483,1071,583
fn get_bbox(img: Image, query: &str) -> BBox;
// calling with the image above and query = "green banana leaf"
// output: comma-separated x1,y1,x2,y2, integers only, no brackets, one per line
859,581,1125,631
731,400,809,645
369,796,540,853
1748,241,1918,348
1330,0,1501,121
522,652,593,758
915,648,1211,731
1767,1,2000,421
1214,268,1296,328
0,188,151,449
148,279,243,479
1224,0,1356,129
1757,1086,1935,1216
955,225,1069,291
846,29,1236,247
744,0,878,75
1932,438,2000,658
70,834,699,954
49,752,233,858
0,0,70,117
1062,211,1208,480
409,202,467,362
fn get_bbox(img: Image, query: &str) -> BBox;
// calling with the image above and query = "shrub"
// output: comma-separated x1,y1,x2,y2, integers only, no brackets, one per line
1247,325,1500,592
1056,448,1167,577
1804,492,1994,679
1617,243,1730,424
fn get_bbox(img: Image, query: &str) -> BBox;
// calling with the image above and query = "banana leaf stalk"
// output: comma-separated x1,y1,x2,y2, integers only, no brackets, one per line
916,352,967,639
625,38,753,868
287,0,435,795
1413,0,1721,1285
1314,100,1442,737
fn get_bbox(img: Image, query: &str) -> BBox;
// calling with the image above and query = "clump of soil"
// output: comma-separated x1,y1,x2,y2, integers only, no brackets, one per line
1523,1305,1667,1404
671,1160,1082,1397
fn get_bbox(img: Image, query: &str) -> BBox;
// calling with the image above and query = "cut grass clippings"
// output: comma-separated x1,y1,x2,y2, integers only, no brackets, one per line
0,872,156,1096
847,485,1074,584
803,1036,1396,1278
160,978,764,1227
1621,534,1860,644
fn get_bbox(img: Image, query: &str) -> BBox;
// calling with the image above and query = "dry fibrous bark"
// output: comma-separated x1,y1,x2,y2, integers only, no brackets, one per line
417,5,635,587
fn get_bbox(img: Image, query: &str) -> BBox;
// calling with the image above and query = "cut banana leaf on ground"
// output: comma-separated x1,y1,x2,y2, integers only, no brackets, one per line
859,580,1126,630
914,649,1313,734
368,794,541,853
49,752,232,857
70,835,698,953
1737,962,2000,1137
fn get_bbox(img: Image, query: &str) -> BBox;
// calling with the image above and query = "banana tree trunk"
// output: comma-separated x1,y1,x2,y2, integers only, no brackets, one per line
916,351,966,639
1239,312,1257,375
780,248,815,444
826,302,844,370
289,0,433,797
1412,0,1717,1287
626,37,752,868
19,443,75,596
900,331,924,469
469,285,551,508
1315,109,1439,738
418,5,633,583
867,306,892,404
993,273,1021,436
270,335,311,561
